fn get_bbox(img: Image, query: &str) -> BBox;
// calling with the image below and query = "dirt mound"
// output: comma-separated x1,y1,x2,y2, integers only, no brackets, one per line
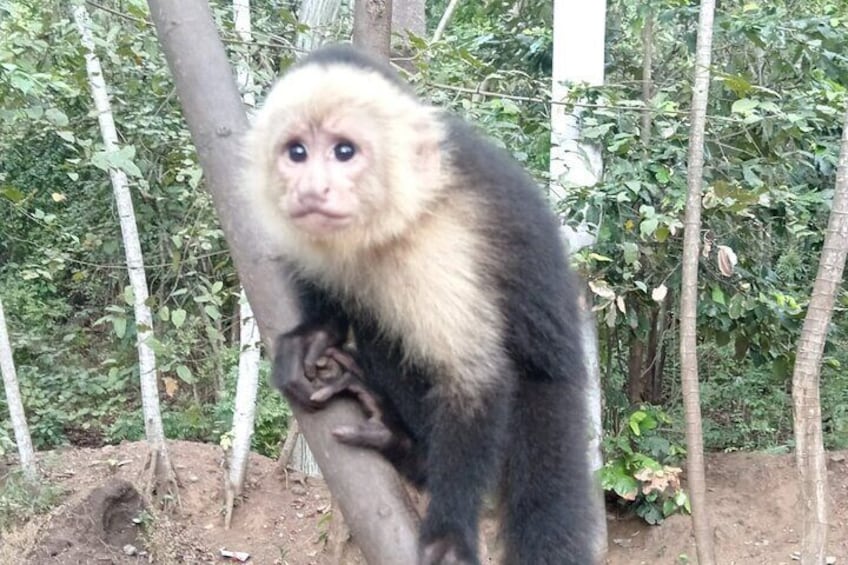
31,478,146,564
1,441,846,564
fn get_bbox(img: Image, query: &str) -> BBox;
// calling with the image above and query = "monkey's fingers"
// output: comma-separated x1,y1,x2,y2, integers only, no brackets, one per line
324,347,364,377
343,381,383,419
332,421,396,450
309,371,358,404
279,375,326,411
302,330,334,379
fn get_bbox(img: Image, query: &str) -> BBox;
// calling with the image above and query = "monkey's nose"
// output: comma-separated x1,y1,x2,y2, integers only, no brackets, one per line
297,186,330,207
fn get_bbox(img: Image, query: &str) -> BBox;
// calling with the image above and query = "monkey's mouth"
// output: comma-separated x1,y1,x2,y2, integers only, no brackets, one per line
289,207,353,234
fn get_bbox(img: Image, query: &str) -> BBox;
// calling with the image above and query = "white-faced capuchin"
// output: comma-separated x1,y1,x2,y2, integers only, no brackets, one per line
242,43,600,565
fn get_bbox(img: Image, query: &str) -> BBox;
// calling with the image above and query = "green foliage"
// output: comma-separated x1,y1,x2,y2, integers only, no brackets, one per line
0,468,65,531
601,406,690,524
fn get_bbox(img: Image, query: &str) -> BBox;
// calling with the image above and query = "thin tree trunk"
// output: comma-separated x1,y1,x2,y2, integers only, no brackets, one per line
0,297,36,480
627,336,645,403
296,0,343,53
792,103,848,565
550,1,609,561
146,2,420,561
224,0,264,530
72,3,179,507
226,291,262,528
431,0,460,43
640,9,654,147
352,0,392,58
679,0,717,562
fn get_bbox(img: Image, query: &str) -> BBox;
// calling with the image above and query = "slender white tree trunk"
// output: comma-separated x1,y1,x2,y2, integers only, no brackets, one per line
549,2,608,560
792,104,848,565
0,297,36,480
432,0,461,43
73,4,176,502
225,0,264,526
679,0,717,562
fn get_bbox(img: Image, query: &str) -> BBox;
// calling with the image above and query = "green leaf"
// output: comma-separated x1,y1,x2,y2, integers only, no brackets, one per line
0,185,25,203
622,242,639,265
171,308,187,328
112,317,127,339
45,108,69,126
711,286,726,306
175,364,195,384
204,304,220,320
731,98,758,114
640,217,658,238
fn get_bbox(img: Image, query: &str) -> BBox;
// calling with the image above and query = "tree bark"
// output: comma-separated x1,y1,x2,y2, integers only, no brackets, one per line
392,0,425,40
296,0,343,53
225,0,264,529
0,297,36,480
145,2,420,561
792,103,848,565
640,9,654,147
352,0,392,58
73,3,179,506
679,0,717,562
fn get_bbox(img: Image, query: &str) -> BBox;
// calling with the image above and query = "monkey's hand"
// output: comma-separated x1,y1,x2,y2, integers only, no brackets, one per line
272,329,343,409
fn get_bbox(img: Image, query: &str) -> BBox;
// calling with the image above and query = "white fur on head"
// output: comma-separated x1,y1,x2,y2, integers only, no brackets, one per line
242,61,445,261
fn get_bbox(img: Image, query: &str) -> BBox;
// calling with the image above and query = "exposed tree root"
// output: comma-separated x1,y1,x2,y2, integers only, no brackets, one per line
141,444,181,512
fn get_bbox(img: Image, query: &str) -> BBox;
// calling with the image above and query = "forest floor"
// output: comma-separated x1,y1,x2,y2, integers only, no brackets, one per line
1,440,847,564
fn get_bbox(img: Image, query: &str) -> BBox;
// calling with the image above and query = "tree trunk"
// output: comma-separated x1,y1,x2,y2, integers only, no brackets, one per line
296,0,343,53
352,0,392,58
679,0,717,562
392,0,425,40
226,291,262,528
550,1,609,561
0,297,36,480
627,335,645,404
223,0,264,529
640,8,654,147
72,3,179,508
792,103,848,564
431,0,461,43
145,2,420,561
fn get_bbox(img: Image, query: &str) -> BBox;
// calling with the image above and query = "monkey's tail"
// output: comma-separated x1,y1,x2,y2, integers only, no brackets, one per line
501,377,601,565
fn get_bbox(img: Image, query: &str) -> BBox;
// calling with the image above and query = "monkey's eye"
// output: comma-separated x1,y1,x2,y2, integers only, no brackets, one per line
287,142,308,163
334,141,356,162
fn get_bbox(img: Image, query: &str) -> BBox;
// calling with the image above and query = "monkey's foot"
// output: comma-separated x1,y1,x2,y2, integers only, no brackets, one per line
419,537,478,565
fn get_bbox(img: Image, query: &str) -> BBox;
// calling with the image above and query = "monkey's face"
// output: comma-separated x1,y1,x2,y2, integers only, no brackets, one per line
246,62,446,254
274,119,373,238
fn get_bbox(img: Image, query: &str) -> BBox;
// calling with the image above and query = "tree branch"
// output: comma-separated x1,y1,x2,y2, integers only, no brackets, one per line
144,1,420,561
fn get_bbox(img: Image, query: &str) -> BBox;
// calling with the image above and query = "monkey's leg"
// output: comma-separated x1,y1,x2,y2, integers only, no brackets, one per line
418,382,513,565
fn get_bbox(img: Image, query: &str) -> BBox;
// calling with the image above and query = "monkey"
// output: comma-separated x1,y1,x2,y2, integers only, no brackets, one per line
242,43,600,565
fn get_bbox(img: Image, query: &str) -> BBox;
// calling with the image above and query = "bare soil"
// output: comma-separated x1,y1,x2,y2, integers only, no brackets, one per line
1,440,846,564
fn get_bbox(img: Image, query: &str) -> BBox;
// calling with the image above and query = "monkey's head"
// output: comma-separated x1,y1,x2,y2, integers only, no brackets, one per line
243,45,446,257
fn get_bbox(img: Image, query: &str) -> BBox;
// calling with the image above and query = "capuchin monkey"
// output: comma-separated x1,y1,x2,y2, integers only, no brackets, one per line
243,44,599,565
